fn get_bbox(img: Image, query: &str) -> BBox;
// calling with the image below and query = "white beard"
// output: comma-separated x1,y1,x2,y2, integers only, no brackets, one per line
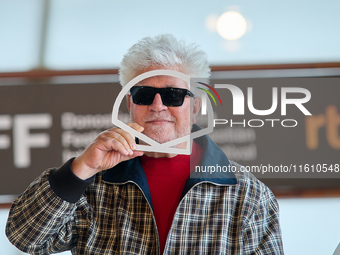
130,112,191,144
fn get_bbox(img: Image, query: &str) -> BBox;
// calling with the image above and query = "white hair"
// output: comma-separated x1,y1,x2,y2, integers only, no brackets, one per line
119,34,211,87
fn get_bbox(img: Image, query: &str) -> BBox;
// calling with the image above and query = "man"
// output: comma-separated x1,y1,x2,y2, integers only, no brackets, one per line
6,34,284,254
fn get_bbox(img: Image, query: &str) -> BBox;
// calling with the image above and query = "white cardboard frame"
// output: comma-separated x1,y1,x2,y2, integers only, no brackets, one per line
112,69,214,155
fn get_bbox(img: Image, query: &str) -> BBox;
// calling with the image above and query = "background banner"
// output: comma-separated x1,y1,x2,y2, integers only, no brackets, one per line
0,74,339,197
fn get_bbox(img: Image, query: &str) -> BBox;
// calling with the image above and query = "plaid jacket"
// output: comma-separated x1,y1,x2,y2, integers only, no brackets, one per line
6,134,284,254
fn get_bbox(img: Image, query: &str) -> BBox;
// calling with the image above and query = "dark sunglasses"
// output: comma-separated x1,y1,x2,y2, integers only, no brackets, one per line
130,86,194,107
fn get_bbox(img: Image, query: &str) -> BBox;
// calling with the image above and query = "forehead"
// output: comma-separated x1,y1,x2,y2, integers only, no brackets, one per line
137,75,189,89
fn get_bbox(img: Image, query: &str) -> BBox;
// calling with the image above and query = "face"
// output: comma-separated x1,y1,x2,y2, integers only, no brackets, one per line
126,67,201,147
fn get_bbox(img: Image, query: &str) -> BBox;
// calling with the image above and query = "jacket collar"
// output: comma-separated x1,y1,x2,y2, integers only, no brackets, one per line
103,125,238,206
102,157,154,208
180,125,237,199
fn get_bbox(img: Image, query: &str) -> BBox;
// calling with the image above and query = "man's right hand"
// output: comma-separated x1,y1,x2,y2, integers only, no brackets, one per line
71,123,144,180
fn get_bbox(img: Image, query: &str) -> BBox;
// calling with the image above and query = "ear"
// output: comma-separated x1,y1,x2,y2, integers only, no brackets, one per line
126,94,132,113
191,97,201,124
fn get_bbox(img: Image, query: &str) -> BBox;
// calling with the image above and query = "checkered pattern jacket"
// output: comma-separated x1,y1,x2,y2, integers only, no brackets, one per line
6,134,284,254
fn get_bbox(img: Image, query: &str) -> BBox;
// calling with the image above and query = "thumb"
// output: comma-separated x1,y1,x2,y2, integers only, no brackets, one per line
127,123,144,132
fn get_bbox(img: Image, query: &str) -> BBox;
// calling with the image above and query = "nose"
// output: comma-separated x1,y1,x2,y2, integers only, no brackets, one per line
148,93,168,111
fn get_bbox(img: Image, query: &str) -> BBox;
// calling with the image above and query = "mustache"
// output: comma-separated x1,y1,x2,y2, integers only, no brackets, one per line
143,113,176,122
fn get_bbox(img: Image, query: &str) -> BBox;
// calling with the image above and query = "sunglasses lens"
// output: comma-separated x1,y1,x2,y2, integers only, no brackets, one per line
162,89,185,106
130,87,155,105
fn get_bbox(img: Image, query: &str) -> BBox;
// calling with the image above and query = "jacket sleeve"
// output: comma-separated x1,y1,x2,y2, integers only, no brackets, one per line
5,159,95,255
242,184,284,255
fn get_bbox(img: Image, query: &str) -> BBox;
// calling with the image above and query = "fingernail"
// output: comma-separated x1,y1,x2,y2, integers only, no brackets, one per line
132,143,137,149
124,150,129,155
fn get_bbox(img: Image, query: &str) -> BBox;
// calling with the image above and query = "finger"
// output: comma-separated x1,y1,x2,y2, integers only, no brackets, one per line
127,123,144,132
119,150,144,162
105,123,143,152
106,137,133,156
102,131,134,155
113,129,137,153
115,123,144,151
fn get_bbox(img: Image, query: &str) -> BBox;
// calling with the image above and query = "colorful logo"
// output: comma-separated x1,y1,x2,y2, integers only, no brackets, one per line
196,82,222,115
197,82,223,106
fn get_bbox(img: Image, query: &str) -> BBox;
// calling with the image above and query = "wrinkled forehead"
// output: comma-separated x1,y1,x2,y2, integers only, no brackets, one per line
137,75,189,89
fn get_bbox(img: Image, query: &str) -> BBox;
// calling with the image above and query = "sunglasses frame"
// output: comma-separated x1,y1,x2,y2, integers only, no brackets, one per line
130,86,194,107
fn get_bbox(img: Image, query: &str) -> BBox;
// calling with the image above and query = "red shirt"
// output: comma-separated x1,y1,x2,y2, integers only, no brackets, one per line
140,141,203,253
